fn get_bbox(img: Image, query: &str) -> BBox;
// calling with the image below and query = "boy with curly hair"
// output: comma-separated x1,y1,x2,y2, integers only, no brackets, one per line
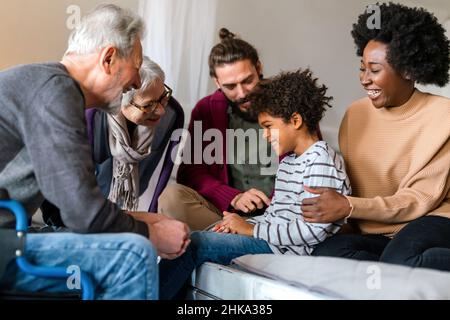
159,69,351,299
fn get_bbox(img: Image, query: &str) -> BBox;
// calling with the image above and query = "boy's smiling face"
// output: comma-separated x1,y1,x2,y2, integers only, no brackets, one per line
258,112,300,156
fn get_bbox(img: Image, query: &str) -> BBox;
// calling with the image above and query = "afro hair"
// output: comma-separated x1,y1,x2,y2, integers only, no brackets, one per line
351,2,450,86
248,69,332,135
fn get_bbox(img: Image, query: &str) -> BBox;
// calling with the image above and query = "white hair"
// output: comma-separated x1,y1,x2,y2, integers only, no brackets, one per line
65,4,144,58
121,56,166,107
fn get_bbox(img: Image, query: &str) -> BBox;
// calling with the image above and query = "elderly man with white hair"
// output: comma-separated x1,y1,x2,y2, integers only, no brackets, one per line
0,5,189,299
43,56,174,216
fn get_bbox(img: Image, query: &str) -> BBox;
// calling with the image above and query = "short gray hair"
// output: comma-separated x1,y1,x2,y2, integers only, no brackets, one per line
122,56,166,107
65,4,144,58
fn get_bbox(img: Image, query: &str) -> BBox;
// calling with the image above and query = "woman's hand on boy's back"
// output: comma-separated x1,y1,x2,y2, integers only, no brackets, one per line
301,186,352,223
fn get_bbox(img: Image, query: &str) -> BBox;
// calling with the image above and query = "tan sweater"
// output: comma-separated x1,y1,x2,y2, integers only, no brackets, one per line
339,89,450,237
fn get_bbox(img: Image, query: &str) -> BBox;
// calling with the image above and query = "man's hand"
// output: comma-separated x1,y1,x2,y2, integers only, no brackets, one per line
301,186,351,223
128,212,190,259
230,188,271,214
212,211,254,236
147,219,191,260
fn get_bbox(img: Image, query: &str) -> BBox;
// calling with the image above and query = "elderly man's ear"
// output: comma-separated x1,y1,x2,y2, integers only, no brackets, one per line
100,46,118,75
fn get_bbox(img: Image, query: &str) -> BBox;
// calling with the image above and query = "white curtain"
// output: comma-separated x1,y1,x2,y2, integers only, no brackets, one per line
139,0,219,122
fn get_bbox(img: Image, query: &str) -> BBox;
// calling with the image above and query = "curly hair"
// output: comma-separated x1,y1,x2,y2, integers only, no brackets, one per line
351,2,450,86
248,69,332,134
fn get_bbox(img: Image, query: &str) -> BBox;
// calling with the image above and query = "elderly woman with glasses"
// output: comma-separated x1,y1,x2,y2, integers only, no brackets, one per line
105,56,172,211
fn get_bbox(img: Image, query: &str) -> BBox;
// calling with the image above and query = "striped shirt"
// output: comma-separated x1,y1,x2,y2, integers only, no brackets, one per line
248,141,351,256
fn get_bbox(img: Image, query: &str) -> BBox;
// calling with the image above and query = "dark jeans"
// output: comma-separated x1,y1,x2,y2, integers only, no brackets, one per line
312,216,450,272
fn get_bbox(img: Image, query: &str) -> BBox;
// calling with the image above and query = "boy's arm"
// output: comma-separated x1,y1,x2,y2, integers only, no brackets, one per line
252,216,341,247
215,212,255,235
251,190,343,247
252,153,349,247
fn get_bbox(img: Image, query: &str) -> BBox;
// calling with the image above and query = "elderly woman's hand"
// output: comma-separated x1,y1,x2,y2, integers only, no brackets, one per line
301,186,352,223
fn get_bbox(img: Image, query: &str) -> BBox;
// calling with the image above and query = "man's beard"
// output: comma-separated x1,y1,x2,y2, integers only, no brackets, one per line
97,70,124,115
227,96,257,122
97,93,123,115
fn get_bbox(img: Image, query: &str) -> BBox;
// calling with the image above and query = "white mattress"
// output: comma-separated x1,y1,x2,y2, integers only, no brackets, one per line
189,255,450,300
188,262,332,300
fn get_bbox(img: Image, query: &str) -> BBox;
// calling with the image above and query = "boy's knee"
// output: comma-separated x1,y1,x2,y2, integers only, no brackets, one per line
189,231,221,251
190,231,230,250
190,231,204,247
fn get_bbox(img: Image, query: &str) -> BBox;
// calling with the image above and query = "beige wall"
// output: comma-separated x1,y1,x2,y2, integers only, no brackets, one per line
213,0,450,148
0,0,139,70
3,0,449,148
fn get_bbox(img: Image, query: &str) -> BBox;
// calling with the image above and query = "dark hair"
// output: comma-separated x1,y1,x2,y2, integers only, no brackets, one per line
208,28,260,77
249,69,332,134
351,2,450,86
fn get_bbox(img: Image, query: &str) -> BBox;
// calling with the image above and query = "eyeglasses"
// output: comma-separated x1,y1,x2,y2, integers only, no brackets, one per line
129,84,172,114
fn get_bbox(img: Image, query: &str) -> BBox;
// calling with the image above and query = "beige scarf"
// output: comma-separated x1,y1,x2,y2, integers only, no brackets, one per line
107,113,154,211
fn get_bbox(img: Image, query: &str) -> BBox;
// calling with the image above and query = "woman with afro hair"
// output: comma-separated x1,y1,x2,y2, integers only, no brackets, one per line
303,2,450,272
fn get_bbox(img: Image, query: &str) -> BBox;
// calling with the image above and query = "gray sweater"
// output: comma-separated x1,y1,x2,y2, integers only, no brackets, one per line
0,62,148,236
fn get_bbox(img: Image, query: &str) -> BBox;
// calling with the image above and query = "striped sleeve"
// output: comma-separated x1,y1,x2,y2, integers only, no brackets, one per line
303,152,349,194
252,150,349,247
252,217,340,246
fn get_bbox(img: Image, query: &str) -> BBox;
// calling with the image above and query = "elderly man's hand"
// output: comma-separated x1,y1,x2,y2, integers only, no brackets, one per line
158,238,191,260
301,186,351,223
148,219,190,260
